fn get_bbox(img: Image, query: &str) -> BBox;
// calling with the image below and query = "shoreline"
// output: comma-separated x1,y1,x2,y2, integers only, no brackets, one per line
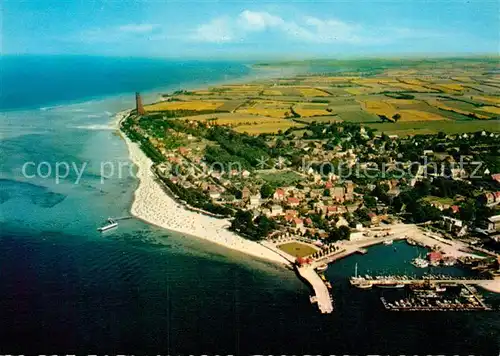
117,112,290,266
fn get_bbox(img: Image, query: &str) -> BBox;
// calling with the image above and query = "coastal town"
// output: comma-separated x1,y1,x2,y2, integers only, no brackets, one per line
119,59,500,313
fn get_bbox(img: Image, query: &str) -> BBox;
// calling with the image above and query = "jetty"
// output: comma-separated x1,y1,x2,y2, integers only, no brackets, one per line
296,266,334,314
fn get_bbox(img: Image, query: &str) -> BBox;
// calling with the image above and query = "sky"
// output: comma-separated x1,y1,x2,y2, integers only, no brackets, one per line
2,0,499,59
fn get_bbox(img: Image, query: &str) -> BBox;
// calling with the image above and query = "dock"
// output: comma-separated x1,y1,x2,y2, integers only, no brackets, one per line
350,276,493,288
296,266,333,314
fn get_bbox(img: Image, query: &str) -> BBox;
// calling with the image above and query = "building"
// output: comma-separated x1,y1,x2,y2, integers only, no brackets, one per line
270,205,284,217
241,187,251,200
442,216,468,237
135,92,146,115
485,215,500,232
368,212,380,226
287,197,300,207
427,251,443,265
249,194,261,208
273,188,286,201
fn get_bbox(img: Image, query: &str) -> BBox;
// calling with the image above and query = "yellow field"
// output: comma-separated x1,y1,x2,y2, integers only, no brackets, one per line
262,89,283,96
236,100,291,118
192,90,212,95
384,99,422,105
427,83,465,93
359,100,396,117
400,79,425,86
145,100,224,112
303,76,359,83
480,106,500,115
451,76,474,82
387,83,433,92
233,120,303,135
397,110,448,122
472,96,500,105
438,83,465,91
293,103,331,117
345,87,377,95
297,87,330,97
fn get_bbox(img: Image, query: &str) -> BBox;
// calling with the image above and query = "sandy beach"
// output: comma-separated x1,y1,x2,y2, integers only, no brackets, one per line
117,113,289,265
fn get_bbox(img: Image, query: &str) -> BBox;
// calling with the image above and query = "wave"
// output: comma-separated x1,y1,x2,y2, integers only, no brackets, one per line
71,124,114,130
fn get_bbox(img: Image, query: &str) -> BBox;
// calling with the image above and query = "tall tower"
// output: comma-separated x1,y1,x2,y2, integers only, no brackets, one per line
135,92,145,115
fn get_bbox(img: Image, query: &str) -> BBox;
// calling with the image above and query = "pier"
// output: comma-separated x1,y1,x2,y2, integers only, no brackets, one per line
350,275,494,289
296,266,334,314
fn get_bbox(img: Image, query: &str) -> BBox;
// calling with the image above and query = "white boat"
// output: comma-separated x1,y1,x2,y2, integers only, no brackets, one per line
411,256,429,268
377,283,405,289
315,264,328,272
350,263,373,289
383,239,393,245
98,218,118,232
435,285,447,292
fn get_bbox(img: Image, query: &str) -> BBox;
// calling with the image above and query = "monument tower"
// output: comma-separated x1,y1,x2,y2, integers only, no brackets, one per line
135,92,145,115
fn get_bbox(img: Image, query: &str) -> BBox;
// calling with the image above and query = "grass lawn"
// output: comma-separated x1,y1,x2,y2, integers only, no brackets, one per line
259,170,304,186
277,242,318,258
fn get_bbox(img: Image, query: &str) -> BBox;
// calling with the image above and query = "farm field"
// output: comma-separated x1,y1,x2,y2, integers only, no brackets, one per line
233,120,304,135
296,116,341,123
293,103,331,117
366,119,500,137
295,87,331,97
144,100,225,112
236,100,292,118
146,58,500,137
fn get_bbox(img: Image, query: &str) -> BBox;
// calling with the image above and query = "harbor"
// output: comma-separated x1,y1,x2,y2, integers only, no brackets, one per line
379,283,493,312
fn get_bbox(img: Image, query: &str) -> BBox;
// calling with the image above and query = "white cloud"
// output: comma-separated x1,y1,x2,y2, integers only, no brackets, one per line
190,10,437,45
192,18,235,43
238,10,284,31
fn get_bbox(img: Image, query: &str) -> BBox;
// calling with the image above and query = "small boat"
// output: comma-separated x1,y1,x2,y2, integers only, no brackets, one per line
98,218,118,232
406,238,417,246
411,255,429,268
356,281,373,289
435,285,447,292
383,239,393,245
315,264,328,272
377,283,405,289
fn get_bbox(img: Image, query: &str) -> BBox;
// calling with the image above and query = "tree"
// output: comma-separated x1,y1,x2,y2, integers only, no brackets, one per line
337,225,351,240
364,195,377,208
392,113,401,122
260,183,274,199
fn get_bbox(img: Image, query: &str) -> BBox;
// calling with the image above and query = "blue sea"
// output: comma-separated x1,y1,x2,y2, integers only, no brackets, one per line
1,55,499,354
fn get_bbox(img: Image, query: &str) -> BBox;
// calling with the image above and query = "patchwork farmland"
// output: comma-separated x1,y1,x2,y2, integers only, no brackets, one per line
142,58,499,137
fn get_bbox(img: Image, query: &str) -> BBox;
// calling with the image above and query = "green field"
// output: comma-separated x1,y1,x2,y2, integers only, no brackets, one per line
337,110,380,123
259,171,304,185
277,242,318,258
367,119,500,137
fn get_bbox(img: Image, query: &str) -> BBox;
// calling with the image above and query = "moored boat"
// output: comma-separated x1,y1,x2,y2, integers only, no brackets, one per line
315,264,328,272
98,218,118,232
376,283,405,289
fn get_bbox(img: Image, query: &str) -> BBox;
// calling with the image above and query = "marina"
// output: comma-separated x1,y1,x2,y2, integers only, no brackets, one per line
379,283,493,312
